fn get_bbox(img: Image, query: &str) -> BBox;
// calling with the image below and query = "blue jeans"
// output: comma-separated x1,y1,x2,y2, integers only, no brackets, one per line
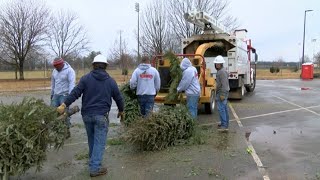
187,95,199,119
82,115,109,173
216,93,229,128
51,94,71,128
137,95,155,118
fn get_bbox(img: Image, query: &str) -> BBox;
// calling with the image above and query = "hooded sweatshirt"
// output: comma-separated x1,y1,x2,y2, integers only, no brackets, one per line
64,69,124,116
51,62,75,96
130,63,160,95
177,58,200,96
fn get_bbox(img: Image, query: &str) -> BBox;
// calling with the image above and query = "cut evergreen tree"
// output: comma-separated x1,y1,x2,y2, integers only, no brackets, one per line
124,105,194,151
0,97,69,179
120,83,140,126
164,52,182,102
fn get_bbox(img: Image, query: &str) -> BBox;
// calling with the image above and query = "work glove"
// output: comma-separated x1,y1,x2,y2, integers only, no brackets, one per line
117,111,124,121
50,95,53,100
57,103,66,114
220,95,225,101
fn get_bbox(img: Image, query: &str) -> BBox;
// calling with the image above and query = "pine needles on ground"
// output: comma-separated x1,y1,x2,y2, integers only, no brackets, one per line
120,83,140,126
0,97,67,178
124,105,195,151
164,52,182,102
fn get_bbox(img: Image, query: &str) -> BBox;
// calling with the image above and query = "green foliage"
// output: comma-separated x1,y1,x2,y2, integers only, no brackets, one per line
107,138,124,146
270,66,275,73
270,66,280,73
164,52,182,102
120,83,140,126
74,151,89,161
124,105,194,151
0,97,66,176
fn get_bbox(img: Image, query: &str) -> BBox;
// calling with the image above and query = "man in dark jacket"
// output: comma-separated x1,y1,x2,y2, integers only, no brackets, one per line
57,54,124,177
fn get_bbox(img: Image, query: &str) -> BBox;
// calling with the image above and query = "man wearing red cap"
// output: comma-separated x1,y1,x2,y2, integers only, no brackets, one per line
51,57,76,138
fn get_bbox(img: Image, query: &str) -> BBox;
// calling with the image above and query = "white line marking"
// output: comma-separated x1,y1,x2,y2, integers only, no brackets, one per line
199,104,320,127
240,104,320,120
273,96,320,116
229,103,270,180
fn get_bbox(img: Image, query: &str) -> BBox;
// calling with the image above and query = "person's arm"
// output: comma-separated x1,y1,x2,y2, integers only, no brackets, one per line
68,68,76,94
50,73,55,99
64,77,85,107
220,71,229,95
155,70,161,92
177,70,193,92
111,79,124,112
129,69,138,90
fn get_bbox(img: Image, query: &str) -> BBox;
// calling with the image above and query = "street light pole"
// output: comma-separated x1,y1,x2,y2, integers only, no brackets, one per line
135,3,140,63
302,10,313,65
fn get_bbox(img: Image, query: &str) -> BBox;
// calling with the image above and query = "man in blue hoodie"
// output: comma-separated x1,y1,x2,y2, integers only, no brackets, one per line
177,58,201,119
51,57,75,138
130,56,160,118
56,54,124,177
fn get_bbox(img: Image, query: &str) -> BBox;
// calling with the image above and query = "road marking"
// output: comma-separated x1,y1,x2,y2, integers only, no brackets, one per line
200,104,320,127
228,103,271,180
273,95,320,116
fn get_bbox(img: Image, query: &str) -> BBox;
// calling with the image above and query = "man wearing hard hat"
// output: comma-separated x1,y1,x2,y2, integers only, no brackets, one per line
57,54,124,177
214,55,230,132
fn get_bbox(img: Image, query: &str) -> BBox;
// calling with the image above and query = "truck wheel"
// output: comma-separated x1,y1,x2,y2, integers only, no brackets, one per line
205,91,215,114
231,77,244,100
245,73,256,92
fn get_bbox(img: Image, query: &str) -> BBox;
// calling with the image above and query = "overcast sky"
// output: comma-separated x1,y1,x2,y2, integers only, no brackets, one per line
2,0,320,62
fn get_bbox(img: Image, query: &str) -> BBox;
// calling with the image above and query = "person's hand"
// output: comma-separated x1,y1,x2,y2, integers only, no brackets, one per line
50,95,53,100
220,95,225,101
57,103,66,114
117,111,124,121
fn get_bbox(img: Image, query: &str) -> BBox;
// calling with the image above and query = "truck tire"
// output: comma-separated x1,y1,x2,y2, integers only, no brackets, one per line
205,91,216,114
245,72,256,92
229,77,244,100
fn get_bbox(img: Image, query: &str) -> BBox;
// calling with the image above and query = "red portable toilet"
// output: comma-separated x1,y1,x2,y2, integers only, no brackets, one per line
301,63,314,80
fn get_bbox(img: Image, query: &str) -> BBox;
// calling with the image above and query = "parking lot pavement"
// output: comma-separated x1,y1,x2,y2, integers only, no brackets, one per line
230,79,320,180
3,79,320,180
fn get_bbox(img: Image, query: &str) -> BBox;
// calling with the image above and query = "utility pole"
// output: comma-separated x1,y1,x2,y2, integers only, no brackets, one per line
302,10,313,65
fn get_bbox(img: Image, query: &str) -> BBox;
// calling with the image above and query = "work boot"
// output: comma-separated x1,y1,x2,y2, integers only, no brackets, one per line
217,127,228,132
90,167,108,177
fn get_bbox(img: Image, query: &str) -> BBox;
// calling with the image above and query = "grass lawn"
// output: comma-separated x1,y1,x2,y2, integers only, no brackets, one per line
0,68,319,92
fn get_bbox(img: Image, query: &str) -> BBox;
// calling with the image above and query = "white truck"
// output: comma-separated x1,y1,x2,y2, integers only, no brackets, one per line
183,10,258,99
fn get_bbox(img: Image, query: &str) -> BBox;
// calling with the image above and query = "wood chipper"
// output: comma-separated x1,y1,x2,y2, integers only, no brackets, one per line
153,10,258,114
153,53,217,114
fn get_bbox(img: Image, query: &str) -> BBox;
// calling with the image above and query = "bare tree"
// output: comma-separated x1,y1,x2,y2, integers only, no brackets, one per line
48,10,89,60
0,0,50,80
314,52,320,68
140,0,171,57
167,0,239,39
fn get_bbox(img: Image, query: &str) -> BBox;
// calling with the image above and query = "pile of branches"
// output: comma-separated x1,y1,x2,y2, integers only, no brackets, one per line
164,52,182,102
0,98,67,178
124,105,195,151
120,83,140,126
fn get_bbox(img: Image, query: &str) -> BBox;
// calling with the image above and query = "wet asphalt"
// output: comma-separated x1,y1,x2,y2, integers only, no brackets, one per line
2,79,320,180
230,79,320,180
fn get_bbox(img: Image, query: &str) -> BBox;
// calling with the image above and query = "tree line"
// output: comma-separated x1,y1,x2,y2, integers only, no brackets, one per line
0,0,239,80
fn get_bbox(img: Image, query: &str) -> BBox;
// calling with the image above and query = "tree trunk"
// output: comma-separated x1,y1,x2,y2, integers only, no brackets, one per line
19,61,24,80
15,65,18,80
